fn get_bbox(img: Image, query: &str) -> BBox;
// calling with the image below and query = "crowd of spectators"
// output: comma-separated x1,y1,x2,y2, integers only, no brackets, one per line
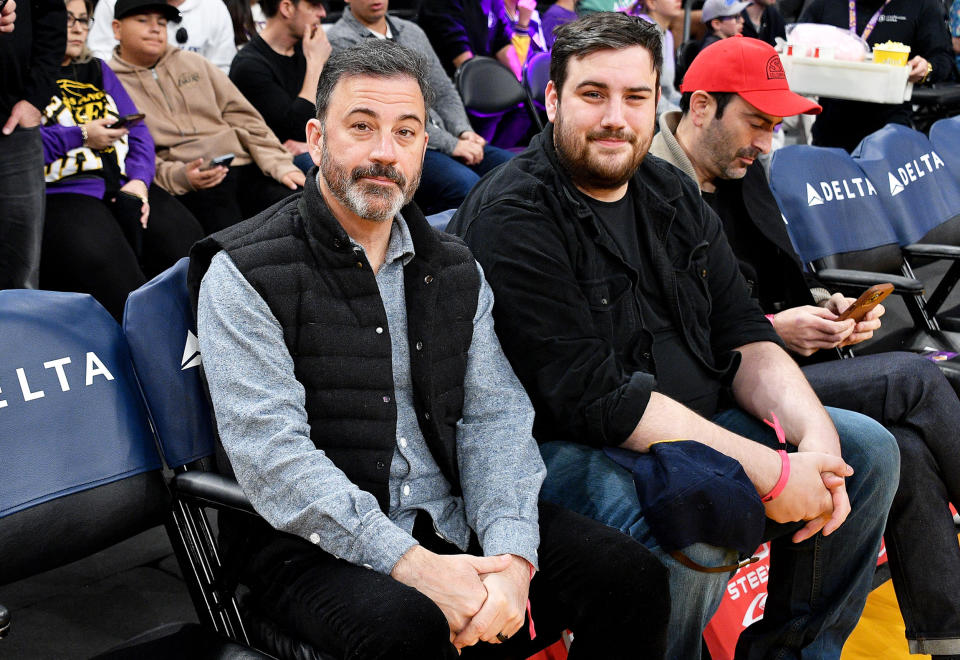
4,1,960,658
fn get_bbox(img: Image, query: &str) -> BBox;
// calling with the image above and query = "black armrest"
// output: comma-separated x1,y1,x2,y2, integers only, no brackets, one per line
172,471,257,516
903,243,960,261
0,603,9,639
814,269,924,295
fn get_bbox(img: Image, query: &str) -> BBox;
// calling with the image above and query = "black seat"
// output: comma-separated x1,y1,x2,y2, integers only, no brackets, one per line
455,55,527,121
674,39,701,88
522,50,552,130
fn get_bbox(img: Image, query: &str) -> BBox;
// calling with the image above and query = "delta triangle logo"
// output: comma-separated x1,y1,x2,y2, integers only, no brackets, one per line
888,172,904,197
806,183,824,207
181,330,202,370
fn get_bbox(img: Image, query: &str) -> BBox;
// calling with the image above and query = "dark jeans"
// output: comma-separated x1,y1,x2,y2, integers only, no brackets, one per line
178,164,297,235
239,501,669,660
41,186,203,321
416,146,516,215
0,127,45,289
803,352,960,656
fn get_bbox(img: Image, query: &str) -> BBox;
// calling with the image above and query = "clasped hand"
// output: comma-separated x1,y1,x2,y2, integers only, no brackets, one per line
391,545,530,651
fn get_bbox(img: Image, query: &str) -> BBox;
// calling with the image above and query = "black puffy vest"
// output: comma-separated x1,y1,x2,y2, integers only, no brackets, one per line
190,175,480,511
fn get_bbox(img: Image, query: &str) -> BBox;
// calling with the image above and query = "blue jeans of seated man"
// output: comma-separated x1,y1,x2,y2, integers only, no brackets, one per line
414,145,515,216
539,405,898,660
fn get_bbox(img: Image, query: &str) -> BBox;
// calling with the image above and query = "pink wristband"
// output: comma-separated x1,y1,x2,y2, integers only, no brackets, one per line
761,412,791,503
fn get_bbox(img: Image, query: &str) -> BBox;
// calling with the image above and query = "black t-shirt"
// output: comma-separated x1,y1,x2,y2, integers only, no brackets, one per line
702,189,791,312
229,35,316,143
584,188,722,417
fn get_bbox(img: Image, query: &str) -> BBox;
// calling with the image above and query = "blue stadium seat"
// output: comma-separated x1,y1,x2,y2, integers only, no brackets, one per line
123,259,335,660
0,289,264,658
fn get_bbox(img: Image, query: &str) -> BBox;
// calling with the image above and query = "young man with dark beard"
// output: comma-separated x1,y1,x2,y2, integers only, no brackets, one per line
450,13,899,660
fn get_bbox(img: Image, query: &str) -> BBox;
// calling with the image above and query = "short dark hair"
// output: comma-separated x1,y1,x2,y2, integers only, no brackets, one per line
315,40,434,124
550,12,663,100
679,91,736,118
260,0,325,19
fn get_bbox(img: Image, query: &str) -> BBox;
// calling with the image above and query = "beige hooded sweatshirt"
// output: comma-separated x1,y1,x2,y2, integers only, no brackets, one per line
109,45,299,195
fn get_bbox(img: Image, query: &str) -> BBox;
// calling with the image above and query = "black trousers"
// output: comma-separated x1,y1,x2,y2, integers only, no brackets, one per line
177,164,297,235
240,501,669,660
41,186,203,321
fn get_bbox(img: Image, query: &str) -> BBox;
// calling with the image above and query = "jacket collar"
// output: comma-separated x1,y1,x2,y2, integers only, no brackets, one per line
297,165,442,264
532,122,682,244
650,111,700,185
338,7,403,40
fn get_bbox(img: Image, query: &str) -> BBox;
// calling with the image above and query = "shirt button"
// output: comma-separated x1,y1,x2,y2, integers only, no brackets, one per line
423,412,431,420
403,484,411,496
376,327,384,334
700,268,707,278
333,238,341,248
641,352,651,360
383,395,391,403
399,437,408,448
309,532,321,545
376,460,385,470
424,275,434,284
600,298,608,305
415,341,423,351
357,262,364,268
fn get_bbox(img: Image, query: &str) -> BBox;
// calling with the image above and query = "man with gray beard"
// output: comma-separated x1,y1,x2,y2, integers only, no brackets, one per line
187,39,669,659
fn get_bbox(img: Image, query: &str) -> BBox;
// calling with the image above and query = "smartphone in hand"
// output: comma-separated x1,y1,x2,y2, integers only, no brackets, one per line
107,113,145,129
836,283,894,322
201,153,235,171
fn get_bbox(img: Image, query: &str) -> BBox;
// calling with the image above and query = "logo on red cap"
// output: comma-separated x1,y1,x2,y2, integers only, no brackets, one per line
765,56,786,81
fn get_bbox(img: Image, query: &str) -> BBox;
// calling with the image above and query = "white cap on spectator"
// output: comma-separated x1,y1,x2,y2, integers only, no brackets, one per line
701,0,751,23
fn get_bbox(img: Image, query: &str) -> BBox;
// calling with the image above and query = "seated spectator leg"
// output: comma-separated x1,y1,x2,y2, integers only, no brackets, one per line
40,193,146,322
712,407,898,659
239,536,461,660
489,107,534,150
415,150,483,215
178,168,245,235
235,164,298,219
474,145,516,177
802,353,960,656
539,441,738,660
141,184,205,279
520,501,670,659
0,127,45,289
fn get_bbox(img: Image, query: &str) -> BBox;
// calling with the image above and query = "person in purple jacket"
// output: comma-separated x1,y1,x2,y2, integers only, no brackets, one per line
40,0,203,321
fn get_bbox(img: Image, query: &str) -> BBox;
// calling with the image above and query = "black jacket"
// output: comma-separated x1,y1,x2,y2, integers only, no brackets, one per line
190,169,480,511
713,162,825,311
449,126,780,448
418,0,513,75
741,5,787,46
800,0,953,151
0,0,66,120
228,35,315,143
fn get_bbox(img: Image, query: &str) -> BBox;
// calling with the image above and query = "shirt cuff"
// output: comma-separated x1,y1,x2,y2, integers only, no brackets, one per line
479,517,540,571
345,510,419,575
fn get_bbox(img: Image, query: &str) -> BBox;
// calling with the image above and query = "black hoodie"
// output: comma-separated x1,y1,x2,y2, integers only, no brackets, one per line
0,0,66,121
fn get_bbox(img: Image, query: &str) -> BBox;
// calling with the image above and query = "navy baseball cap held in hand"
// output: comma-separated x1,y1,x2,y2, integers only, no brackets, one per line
604,439,765,572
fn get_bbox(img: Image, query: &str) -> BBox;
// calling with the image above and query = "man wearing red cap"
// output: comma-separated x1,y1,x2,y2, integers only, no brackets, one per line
651,34,960,660
450,14,899,660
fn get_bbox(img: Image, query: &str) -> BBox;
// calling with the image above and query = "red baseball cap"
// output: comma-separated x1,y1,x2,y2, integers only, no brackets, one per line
680,36,821,117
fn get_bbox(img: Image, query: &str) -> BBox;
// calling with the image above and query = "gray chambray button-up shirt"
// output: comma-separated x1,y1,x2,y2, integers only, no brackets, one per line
198,212,545,575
